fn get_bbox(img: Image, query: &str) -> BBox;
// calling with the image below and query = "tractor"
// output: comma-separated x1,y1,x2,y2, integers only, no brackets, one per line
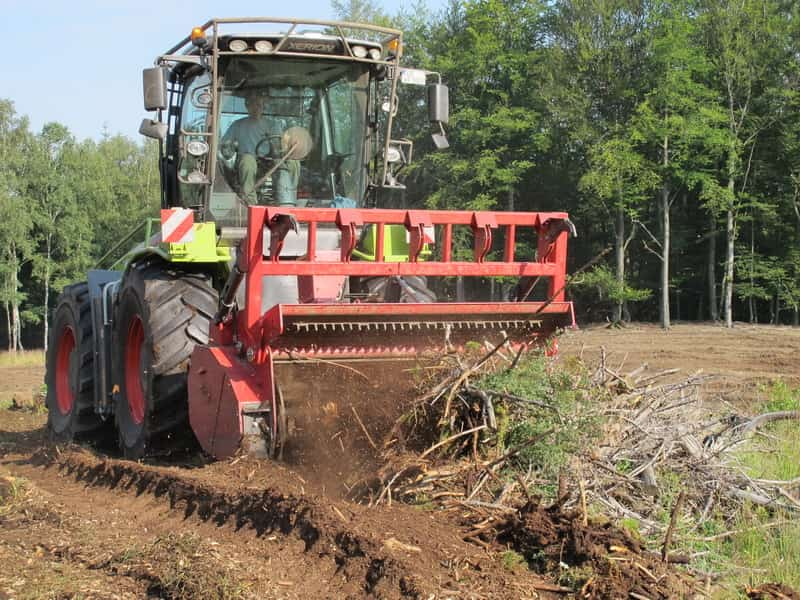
44,18,575,460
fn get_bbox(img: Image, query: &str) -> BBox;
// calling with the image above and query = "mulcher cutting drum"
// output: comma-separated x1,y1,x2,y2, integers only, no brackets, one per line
186,206,574,459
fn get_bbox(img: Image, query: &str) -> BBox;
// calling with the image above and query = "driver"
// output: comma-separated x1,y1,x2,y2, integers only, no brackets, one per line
221,93,273,203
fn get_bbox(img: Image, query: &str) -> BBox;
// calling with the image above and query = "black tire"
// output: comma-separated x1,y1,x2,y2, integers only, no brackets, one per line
113,263,217,459
45,283,106,442
358,275,437,303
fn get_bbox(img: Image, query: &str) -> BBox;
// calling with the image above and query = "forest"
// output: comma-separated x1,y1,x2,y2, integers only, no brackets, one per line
2,0,800,350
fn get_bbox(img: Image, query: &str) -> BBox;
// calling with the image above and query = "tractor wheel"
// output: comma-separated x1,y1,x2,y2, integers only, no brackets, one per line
359,275,436,303
45,283,106,442
113,263,217,459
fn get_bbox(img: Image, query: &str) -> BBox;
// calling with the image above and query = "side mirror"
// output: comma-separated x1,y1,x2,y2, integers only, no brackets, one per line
427,83,449,125
427,83,450,150
139,118,167,141
143,67,168,111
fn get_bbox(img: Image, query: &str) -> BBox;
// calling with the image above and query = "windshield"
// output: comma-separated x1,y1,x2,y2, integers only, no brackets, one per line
180,58,370,226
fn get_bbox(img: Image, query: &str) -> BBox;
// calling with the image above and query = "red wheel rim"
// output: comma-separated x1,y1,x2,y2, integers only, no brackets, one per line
55,326,76,415
124,316,146,425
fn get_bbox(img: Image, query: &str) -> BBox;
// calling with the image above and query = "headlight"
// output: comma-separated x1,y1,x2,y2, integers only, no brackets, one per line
368,48,382,60
386,146,402,163
186,140,209,157
254,40,273,53
351,45,368,58
228,39,248,52
196,91,212,107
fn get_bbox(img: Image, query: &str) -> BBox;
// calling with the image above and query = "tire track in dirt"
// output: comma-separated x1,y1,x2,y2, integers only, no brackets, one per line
0,423,555,599
4,448,421,598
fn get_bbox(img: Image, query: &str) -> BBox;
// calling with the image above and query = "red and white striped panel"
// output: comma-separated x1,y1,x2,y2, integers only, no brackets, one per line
160,208,195,244
405,225,436,244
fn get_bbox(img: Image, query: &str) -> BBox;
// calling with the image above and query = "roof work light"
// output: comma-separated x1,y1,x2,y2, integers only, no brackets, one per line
191,27,207,48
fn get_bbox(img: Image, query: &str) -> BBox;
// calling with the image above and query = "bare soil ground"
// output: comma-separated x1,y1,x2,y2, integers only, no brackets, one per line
1,322,797,599
560,322,800,407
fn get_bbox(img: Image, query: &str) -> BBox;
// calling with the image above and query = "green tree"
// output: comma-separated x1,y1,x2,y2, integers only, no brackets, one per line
548,0,654,322
631,0,724,327
700,0,792,327
0,100,35,351
579,136,657,322
25,123,95,351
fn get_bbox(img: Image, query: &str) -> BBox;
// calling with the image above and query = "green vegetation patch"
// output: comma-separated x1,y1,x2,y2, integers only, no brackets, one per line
653,380,800,596
479,354,603,483
0,474,27,517
500,549,527,572
712,508,800,598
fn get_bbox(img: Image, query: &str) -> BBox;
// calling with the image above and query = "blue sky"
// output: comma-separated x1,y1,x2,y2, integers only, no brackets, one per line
2,0,444,141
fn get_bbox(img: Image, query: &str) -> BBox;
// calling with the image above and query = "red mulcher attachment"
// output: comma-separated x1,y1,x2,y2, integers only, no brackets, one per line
188,206,574,459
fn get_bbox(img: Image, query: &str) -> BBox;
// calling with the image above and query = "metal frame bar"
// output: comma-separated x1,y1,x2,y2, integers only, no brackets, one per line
95,218,161,270
162,17,402,59
235,206,572,351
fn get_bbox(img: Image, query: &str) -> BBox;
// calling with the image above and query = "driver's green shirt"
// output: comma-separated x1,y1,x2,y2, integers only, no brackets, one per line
222,117,272,156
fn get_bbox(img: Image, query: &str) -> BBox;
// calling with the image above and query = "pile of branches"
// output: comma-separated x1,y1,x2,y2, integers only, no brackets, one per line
350,339,799,596
361,339,800,520
584,353,800,541
356,338,579,508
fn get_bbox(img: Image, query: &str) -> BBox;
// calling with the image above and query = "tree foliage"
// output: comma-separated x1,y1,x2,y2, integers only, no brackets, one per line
398,0,800,326
0,101,159,350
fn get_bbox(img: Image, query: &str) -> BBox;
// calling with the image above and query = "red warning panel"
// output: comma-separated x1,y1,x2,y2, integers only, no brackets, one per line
160,208,194,244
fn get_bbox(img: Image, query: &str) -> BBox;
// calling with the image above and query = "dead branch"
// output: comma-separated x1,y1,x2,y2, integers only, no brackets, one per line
662,491,685,562
419,425,487,459
351,406,378,450
740,410,800,435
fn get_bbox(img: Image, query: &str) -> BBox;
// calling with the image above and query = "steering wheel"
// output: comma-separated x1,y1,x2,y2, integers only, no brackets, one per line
254,137,273,163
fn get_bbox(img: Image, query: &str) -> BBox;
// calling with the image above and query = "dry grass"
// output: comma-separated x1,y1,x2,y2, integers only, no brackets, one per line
0,350,45,368
117,533,251,599
0,474,27,518
675,380,800,598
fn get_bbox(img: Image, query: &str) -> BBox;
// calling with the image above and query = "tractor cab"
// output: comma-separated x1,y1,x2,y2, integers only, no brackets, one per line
214,58,368,215
140,20,450,228
181,52,372,223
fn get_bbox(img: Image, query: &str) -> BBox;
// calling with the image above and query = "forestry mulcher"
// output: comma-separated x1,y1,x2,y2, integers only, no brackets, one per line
45,18,575,460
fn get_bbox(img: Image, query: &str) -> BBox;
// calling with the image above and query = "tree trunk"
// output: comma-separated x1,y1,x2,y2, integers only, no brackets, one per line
769,294,776,324
660,182,670,329
748,220,754,323
707,213,718,321
43,233,52,353
12,303,22,351
723,204,735,328
11,258,22,351
500,187,514,305
697,294,704,321
3,299,10,352
722,134,737,328
614,204,625,323
456,276,465,302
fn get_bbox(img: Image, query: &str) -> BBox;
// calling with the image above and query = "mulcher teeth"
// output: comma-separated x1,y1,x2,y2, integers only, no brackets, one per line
286,319,542,334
